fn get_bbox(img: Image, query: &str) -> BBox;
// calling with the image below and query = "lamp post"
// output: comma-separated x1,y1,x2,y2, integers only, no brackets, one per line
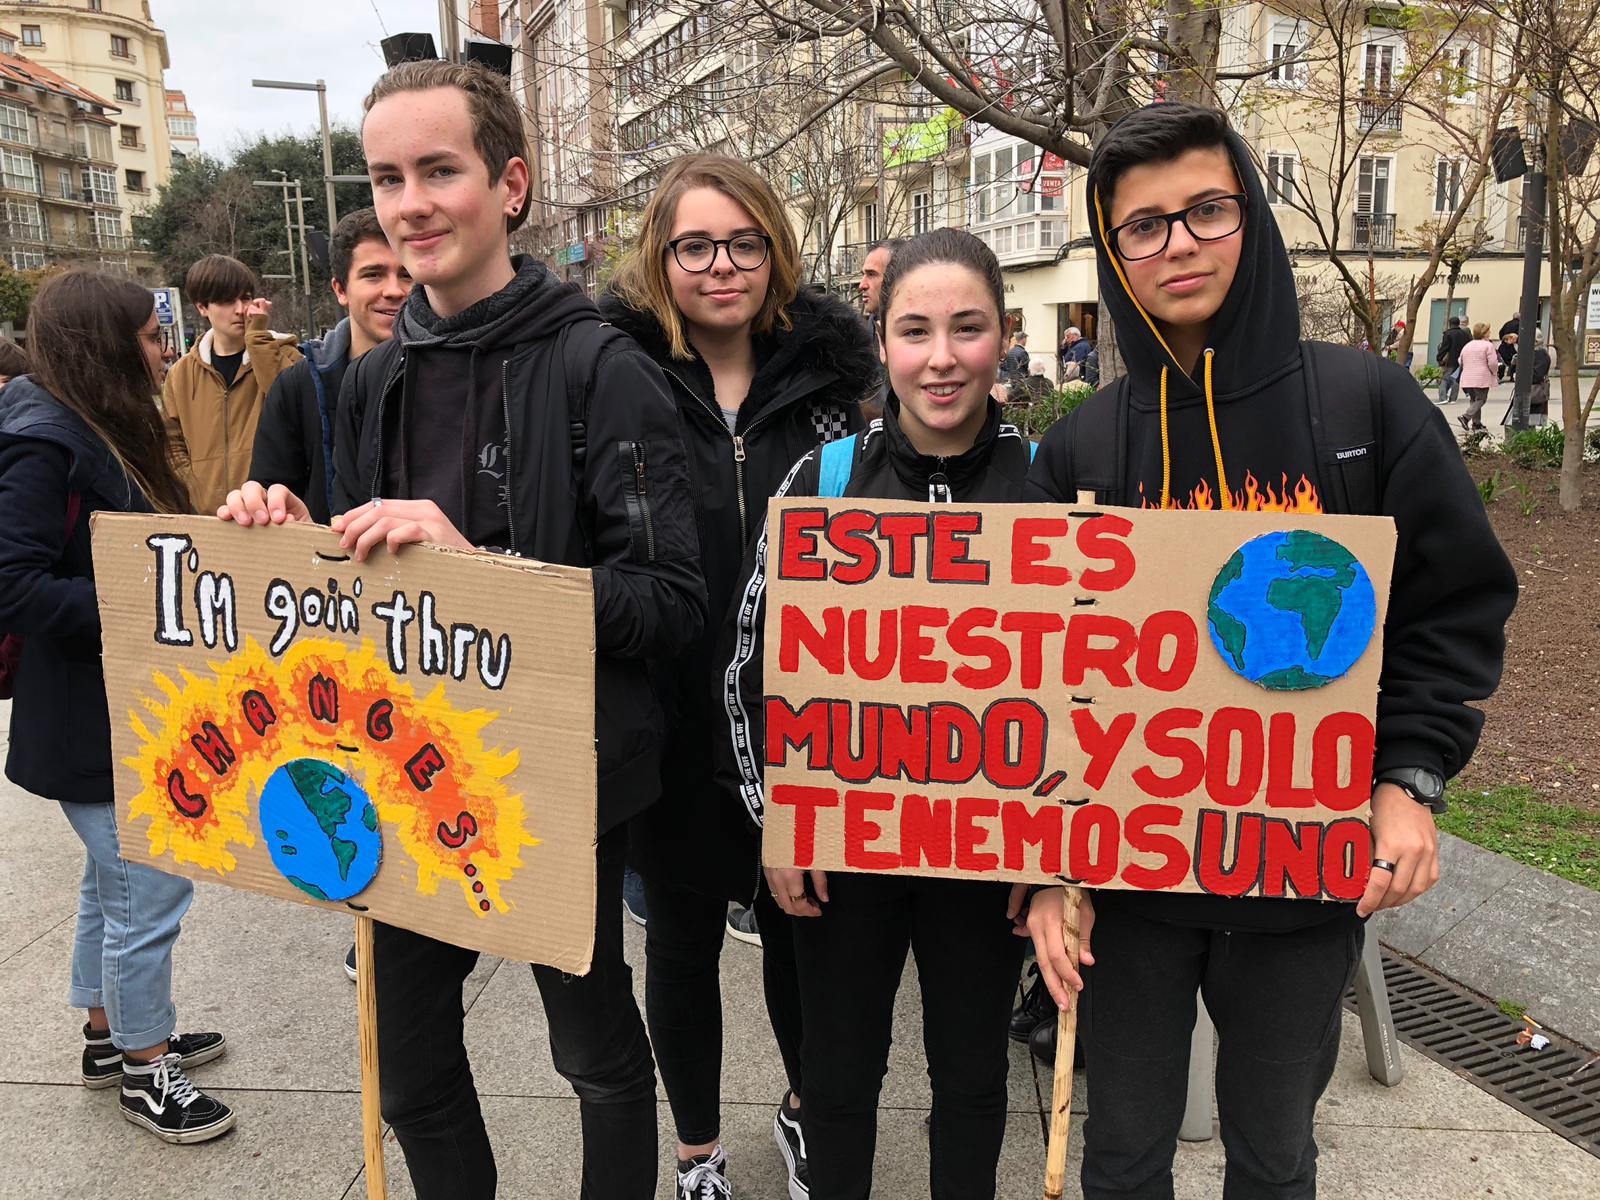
253,174,314,337
251,78,338,231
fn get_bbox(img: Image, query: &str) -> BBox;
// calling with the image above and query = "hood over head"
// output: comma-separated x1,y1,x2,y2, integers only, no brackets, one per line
397,256,598,351
1086,104,1300,403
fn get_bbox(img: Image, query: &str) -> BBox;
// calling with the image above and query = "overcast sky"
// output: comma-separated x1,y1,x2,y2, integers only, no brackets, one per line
155,0,446,157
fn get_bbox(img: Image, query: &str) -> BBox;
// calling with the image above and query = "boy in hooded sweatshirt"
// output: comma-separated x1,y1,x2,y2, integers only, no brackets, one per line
218,60,706,1199
1023,103,1517,1199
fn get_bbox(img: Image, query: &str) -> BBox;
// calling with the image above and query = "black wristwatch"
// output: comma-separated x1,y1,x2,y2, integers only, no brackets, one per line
1374,767,1448,815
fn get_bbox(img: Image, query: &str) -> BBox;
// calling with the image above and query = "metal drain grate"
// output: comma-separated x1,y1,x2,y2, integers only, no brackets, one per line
1345,950,1600,1158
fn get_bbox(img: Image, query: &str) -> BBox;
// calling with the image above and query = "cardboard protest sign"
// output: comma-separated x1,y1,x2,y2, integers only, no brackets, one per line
92,515,597,973
758,500,1396,901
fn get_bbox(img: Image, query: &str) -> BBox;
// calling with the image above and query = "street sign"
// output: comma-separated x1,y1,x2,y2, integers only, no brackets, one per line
152,287,177,327
1586,286,1600,330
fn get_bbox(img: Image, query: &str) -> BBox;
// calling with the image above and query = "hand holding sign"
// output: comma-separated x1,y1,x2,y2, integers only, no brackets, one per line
217,481,313,526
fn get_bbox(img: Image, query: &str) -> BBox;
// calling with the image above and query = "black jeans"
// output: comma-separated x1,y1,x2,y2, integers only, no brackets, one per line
373,826,657,1199
792,873,1024,1200
1080,901,1363,1200
642,873,804,1145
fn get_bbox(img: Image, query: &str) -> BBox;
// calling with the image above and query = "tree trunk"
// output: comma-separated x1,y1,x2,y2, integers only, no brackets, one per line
1165,1,1222,108
1559,352,1584,511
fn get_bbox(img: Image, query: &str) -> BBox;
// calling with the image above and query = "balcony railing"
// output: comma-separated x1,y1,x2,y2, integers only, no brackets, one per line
0,221,131,254
1357,93,1403,133
1353,212,1396,250
37,180,97,204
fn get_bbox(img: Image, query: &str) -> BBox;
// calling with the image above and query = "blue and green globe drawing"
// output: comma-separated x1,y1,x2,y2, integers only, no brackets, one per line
259,759,382,901
1206,530,1377,691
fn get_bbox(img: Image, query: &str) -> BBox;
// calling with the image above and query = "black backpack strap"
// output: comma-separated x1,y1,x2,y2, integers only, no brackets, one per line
1068,376,1129,503
557,320,634,555
1301,340,1383,515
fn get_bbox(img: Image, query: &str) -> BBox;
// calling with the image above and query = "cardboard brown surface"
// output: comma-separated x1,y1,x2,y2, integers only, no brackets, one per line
760,499,1396,901
92,514,597,973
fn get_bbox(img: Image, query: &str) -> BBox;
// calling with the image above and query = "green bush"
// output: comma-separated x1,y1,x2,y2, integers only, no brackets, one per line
1017,382,1093,436
1587,425,1600,463
1414,363,1443,384
1502,423,1565,469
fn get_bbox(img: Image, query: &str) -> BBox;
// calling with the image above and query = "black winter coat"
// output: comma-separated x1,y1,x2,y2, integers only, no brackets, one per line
250,317,352,523
597,286,875,900
0,378,156,803
715,398,1034,834
336,261,708,835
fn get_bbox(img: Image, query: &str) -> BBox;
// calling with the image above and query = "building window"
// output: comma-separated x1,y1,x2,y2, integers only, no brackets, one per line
1363,41,1396,95
90,0,103,9
126,168,145,192
1268,19,1307,87
83,166,117,205
0,100,31,146
93,211,123,247
4,198,44,243
1357,156,1392,213
56,168,70,199
114,80,135,103
21,26,43,48
110,35,130,58
1266,154,1297,205
1440,43,1476,103
1434,158,1463,213
862,202,878,244
2,149,37,194
0,36,13,55
912,190,931,235
119,125,140,148
972,152,991,222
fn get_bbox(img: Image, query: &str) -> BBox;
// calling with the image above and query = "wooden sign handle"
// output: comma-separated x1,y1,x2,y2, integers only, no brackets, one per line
1042,885,1083,1200
356,915,389,1200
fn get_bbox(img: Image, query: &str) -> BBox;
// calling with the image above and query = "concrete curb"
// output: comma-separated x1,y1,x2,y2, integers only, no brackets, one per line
1371,832,1600,1049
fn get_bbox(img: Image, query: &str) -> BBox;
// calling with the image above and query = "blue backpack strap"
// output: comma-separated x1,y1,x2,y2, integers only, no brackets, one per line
818,433,857,498
1029,439,1039,462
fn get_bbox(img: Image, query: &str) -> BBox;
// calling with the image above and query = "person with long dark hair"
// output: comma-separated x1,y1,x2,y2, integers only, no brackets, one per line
0,270,233,1144
718,228,1037,1199
600,154,873,1199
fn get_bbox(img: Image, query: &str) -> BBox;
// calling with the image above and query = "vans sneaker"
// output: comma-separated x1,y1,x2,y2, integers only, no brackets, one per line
726,904,761,947
82,1025,225,1088
120,1053,235,1144
675,1144,732,1198
774,1092,810,1199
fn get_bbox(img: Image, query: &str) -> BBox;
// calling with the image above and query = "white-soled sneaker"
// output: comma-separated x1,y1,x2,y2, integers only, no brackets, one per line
774,1092,810,1199
120,1053,235,1144
676,1144,732,1198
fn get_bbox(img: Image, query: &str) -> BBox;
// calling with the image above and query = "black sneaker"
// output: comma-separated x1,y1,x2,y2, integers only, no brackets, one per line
623,868,648,928
774,1092,810,1200
1009,963,1054,1042
675,1145,732,1198
345,943,358,981
727,903,761,947
120,1053,236,1144
82,1025,226,1088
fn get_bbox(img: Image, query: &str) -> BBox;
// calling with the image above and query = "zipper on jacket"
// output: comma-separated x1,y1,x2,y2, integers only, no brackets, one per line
929,457,952,503
732,435,748,543
500,359,518,552
631,441,656,560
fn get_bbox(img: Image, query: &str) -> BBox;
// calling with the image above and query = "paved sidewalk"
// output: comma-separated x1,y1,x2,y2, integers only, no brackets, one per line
4,738,1599,1200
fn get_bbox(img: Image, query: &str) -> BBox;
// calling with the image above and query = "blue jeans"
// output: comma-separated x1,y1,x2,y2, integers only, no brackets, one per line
60,800,194,1050
1437,367,1461,404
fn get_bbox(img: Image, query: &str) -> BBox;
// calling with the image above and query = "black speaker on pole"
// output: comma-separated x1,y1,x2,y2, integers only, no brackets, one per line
381,32,439,67
1491,127,1527,184
463,40,513,77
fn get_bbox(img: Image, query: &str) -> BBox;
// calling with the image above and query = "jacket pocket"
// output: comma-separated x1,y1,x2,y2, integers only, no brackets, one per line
614,439,696,564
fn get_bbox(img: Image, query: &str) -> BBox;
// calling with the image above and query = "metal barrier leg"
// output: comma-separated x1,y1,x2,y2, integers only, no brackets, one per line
1179,999,1215,1142
1353,933,1405,1087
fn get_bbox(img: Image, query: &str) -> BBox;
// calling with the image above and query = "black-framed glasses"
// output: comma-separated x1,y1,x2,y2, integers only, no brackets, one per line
1107,194,1247,261
667,234,772,273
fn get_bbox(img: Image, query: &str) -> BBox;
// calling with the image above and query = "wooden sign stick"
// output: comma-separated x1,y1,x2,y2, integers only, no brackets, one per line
1042,885,1083,1200
356,915,388,1200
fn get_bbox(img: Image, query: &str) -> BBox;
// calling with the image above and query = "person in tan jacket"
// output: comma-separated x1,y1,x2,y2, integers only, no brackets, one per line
161,255,301,512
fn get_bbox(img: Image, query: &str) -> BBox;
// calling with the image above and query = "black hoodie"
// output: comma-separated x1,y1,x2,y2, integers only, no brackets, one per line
717,397,1034,833
336,257,708,834
1028,111,1518,933
598,285,873,899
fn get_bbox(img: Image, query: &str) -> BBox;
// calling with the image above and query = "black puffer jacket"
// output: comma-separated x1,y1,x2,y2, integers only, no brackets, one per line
336,259,708,835
716,397,1034,832
598,286,875,899
0,378,156,803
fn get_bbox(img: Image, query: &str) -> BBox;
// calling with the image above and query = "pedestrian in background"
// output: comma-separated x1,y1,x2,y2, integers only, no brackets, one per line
1497,312,1520,381
1502,331,1553,428
1458,321,1500,430
0,270,232,1145
1434,315,1470,405
603,152,872,1200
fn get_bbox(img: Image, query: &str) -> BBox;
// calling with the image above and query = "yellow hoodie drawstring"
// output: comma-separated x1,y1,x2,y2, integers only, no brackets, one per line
1158,349,1232,510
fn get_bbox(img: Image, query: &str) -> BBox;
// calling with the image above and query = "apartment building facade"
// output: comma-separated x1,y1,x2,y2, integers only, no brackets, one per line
0,1,172,219
164,87,195,158
0,32,132,275
975,4,1543,374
